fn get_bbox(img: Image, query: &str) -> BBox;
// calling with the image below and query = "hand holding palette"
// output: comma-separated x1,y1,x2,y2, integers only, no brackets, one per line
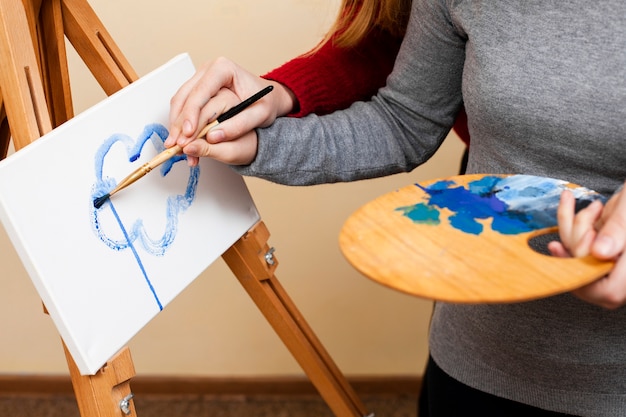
339,174,614,303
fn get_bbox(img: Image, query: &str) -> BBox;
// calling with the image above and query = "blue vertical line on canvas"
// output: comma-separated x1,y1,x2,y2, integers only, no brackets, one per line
89,123,200,309
108,201,163,310
396,175,605,236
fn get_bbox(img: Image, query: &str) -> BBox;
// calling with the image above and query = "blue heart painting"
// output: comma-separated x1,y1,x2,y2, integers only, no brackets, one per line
396,175,604,236
89,123,199,309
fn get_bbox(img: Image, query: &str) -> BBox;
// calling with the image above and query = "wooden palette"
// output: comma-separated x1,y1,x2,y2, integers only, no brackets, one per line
339,174,614,303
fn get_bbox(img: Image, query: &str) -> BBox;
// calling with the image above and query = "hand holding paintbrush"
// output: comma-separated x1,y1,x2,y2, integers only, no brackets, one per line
93,85,273,208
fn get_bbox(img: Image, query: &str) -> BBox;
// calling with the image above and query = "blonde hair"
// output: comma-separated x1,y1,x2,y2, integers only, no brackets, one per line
322,0,411,49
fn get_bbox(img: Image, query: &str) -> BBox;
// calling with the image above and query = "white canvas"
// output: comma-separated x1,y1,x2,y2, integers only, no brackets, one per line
0,54,260,375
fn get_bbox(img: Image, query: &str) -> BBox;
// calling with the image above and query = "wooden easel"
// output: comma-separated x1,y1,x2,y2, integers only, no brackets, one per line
0,1,371,416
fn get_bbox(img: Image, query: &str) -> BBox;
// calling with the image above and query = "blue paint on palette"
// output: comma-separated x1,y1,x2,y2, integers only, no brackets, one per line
396,175,604,236
89,123,199,310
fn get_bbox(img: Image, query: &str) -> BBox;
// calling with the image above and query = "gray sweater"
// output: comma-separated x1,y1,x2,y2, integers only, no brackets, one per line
237,1,626,414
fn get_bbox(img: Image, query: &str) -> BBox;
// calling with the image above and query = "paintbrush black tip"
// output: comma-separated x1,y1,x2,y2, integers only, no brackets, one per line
93,194,110,209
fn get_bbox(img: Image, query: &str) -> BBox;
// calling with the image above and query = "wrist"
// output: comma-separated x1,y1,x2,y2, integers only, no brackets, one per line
269,81,299,116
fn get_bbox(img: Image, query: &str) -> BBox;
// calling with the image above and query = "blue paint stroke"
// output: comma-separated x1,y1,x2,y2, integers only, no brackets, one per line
89,123,199,309
108,201,163,310
397,175,604,236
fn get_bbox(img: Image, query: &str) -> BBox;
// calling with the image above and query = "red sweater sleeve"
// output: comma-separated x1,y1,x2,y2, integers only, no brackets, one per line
264,28,400,118
263,29,470,146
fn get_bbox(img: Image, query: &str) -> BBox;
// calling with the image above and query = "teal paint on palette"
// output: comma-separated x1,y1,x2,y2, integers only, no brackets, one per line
400,202,440,225
396,175,604,236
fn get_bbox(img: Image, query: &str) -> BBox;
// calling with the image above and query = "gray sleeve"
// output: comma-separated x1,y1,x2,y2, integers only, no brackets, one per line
234,0,466,186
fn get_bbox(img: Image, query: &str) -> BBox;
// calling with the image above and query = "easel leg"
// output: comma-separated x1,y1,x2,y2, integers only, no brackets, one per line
222,221,371,417
61,0,137,95
38,0,74,126
0,0,52,148
64,344,137,417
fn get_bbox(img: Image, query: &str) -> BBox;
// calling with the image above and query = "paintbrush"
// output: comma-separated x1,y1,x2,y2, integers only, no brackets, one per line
93,85,273,208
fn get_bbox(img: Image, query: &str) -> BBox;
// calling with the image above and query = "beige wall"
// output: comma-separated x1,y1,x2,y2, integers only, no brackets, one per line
0,0,465,376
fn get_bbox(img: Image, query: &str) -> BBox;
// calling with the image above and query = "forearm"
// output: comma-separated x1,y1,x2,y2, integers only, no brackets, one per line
234,93,456,186
234,106,423,185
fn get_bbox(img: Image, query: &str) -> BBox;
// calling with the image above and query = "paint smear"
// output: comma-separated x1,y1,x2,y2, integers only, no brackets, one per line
396,175,604,236
89,123,199,309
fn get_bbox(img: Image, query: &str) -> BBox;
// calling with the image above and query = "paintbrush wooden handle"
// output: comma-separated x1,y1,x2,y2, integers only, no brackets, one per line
108,144,180,197
111,121,218,196
108,161,154,197
146,119,217,169
143,119,216,169
147,145,182,169
197,120,217,138
115,120,217,193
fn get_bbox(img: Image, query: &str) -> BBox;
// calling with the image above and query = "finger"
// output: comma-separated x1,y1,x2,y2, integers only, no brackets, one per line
180,138,213,158
182,131,258,166
167,58,238,146
592,185,626,260
572,254,626,309
547,241,571,258
174,88,237,148
168,64,210,126
205,97,274,145
186,155,199,167
569,200,603,257
556,190,576,249
594,192,618,231
165,65,212,147
177,57,240,123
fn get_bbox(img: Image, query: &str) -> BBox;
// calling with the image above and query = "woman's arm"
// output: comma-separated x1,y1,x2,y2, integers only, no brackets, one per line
233,0,466,184
166,0,466,168
264,28,470,145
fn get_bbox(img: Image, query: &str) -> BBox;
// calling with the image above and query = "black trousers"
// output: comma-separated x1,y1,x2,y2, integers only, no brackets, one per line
418,356,576,417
